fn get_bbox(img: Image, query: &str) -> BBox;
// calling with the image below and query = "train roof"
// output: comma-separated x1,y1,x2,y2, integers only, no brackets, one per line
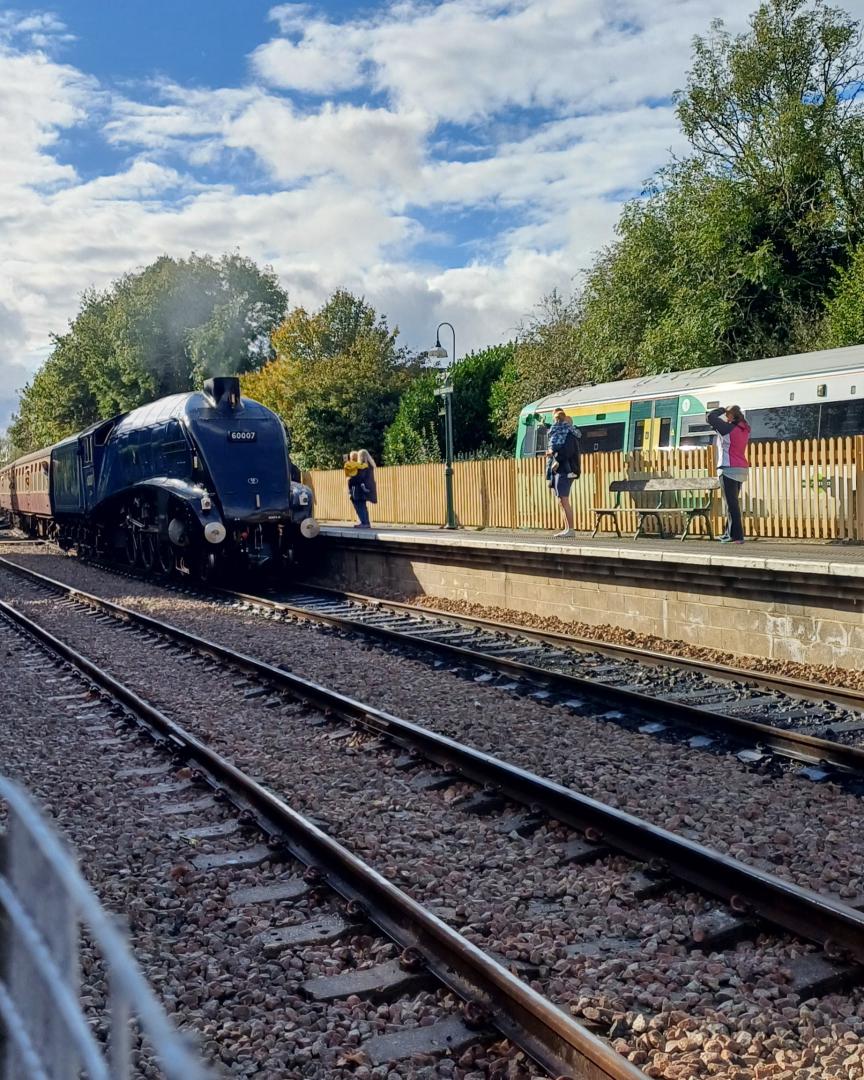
3,446,52,467
524,343,864,414
112,390,274,434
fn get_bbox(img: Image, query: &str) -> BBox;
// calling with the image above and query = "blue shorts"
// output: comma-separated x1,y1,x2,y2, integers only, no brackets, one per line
550,472,574,497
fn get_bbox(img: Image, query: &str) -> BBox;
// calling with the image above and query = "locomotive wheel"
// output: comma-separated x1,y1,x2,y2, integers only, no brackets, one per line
156,537,175,576
197,551,217,583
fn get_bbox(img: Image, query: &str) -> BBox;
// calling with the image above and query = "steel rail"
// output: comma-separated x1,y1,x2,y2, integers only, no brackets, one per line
290,582,864,714
197,579,864,775
4,560,864,966
0,598,645,1080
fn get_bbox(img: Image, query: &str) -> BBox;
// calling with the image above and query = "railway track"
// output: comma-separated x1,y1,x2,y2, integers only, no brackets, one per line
1,592,622,1079
194,577,864,778
16,548,864,782
3,557,864,994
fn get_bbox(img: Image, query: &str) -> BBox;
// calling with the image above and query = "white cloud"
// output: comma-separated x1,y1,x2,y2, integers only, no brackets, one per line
0,47,92,198
253,0,750,122
0,10,75,51
0,0,780,430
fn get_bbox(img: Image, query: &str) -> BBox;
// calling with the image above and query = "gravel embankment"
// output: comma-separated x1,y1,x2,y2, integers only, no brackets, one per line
3,550,862,902
2,554,864,1078
0,616,538,1079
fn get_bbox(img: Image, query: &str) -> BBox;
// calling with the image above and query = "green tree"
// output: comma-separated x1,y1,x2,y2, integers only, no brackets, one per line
496,0,864,432
496,292,584,438
242,290,418,469
381,370,442,465
820,242,864,344
9,253,287,452
383,343,516,464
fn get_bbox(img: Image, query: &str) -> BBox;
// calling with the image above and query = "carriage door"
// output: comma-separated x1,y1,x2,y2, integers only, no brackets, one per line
628,401,653,452
652,397,679,449
628,398,679,452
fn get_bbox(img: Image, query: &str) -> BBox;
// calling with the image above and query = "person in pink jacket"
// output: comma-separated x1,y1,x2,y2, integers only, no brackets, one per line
706,405,751,543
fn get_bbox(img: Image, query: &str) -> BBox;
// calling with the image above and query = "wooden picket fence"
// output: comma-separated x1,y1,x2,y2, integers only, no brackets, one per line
304,435,864,541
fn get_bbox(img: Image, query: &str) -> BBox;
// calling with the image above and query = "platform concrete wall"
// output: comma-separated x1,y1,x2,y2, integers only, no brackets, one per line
308,537,864,671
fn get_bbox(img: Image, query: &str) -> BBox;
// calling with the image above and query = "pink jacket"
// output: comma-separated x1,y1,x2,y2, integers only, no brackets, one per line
706,408,750,469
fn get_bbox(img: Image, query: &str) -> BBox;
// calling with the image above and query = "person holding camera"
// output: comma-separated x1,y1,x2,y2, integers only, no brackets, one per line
706,405,750,543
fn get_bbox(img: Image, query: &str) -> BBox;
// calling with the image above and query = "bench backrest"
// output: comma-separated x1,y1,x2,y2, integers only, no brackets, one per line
609,477,719,493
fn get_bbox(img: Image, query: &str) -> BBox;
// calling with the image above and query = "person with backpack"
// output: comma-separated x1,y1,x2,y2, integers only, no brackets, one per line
545,408,582,538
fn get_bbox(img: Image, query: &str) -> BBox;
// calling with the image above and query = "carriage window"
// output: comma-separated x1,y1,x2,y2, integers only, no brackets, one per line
580,422,625,452
521,425,536,457
534,425,549,455
82,438,93,465
748,404,820,441
658,417,673,448
632,419,646,449
819,399,864,438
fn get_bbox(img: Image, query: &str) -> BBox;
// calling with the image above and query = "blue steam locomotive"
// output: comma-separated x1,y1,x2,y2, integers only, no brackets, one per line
0,377,318,578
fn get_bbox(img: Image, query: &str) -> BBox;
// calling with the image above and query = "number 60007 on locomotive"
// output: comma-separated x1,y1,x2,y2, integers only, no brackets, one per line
0,376,319,580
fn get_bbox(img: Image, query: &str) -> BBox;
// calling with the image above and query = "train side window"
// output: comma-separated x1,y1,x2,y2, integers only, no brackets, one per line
580,422,625,452
521,425,536,457
159,420,192,479
534,425,549,455
658,417,673,448
748,404,820,441
632,419,646,450
819,399,864,438
82,437,93,466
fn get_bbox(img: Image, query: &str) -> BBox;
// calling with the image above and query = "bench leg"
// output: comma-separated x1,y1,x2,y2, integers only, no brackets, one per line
638,513,663,539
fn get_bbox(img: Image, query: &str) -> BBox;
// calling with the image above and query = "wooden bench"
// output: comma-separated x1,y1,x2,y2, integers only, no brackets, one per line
593,477,720,541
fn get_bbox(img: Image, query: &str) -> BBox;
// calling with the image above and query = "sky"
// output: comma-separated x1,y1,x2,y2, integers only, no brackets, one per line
0,0,769,431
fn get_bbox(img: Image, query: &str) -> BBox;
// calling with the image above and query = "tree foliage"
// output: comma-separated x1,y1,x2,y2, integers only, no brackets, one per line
242,290,418,470
9,253,287,452
495,0,864,435
820,242,864,345
383,343,516,464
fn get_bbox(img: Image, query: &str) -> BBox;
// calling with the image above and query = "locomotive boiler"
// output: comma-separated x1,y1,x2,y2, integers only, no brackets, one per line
0,377,318,578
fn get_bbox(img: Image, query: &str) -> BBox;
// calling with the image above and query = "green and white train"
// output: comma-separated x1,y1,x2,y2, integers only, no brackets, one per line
516,344,864,458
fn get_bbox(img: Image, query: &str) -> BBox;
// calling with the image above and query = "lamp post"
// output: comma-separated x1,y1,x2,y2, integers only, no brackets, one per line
427,321,457,530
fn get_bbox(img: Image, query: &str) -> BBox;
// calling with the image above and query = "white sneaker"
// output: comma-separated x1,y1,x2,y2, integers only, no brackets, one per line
554,529,575,538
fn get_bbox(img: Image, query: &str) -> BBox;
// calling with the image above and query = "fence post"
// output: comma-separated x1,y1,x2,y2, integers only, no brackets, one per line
856,436,864,541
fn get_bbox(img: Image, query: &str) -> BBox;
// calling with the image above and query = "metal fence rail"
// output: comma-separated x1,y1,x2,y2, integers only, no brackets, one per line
0,777,211,1080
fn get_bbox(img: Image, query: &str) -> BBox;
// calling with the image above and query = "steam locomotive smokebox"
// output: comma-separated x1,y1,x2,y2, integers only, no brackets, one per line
204,376,241,407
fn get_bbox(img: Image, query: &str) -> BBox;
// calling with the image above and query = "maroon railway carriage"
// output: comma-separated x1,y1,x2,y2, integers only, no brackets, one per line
0,447,52,535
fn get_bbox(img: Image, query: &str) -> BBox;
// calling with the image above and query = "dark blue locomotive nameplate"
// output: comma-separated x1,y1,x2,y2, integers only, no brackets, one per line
227,431,257,442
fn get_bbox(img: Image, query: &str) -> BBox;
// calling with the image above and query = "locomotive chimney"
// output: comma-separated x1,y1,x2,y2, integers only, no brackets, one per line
204,376,241,409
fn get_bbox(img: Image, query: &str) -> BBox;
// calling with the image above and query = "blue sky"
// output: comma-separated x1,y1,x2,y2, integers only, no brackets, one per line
0,0,762,430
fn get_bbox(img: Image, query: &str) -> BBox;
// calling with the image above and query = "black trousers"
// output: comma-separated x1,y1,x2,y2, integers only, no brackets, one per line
721,473,744,541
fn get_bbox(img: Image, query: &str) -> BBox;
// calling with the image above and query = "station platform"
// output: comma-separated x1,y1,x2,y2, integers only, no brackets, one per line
309,524,864,670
